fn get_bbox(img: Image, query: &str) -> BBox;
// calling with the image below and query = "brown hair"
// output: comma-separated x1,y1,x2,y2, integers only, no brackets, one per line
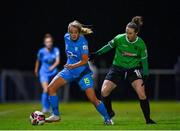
68,20,93,35
127,16,143,33
44,33,53,41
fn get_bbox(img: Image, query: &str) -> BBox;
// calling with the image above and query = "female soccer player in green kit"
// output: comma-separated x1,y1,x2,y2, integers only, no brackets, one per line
90,16,156,124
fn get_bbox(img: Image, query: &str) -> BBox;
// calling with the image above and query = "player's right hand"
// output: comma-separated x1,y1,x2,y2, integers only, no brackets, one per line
89,52,97,61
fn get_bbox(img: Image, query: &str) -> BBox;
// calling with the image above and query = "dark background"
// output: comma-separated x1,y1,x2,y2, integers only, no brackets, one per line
1,0,180,70
0,0,180,102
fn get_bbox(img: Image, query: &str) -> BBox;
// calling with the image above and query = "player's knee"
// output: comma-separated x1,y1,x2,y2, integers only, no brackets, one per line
91,99,100,106
138,93,147,100
101,89,109,97
87,96,99,106
43,87,48,93
47,86,56,96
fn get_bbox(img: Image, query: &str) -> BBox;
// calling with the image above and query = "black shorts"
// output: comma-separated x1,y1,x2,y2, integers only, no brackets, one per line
105,65,143,85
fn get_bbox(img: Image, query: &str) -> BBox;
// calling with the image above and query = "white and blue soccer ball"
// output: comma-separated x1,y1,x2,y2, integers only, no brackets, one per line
29,111,45,125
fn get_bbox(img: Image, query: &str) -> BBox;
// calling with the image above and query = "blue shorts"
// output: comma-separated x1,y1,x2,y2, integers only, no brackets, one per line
39,73,56,83
57,68,94,91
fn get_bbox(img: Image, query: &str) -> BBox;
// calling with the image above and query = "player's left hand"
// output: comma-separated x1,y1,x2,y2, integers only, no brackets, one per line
89,52,97,61
64,64,74,69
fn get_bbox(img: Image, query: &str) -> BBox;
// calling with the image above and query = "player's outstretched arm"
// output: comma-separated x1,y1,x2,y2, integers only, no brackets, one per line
89,41,115,61
89,52,97,61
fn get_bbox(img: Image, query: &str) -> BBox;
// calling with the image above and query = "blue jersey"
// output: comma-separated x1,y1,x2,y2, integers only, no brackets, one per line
57,33,93,90
64,33,90,77
37,47,60,76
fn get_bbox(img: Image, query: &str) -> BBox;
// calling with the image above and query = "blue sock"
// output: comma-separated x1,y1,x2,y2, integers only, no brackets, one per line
49,95,60,116
96,101,110,121
41,93,50,110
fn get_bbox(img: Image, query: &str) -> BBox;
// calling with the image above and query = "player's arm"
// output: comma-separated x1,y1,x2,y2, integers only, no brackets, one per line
141,43,149,77
64,54,88,69
49,57,60,71
34,50,41,77
34,59,39,77
96,39,116,55
89,38,117,60
49,48,60,71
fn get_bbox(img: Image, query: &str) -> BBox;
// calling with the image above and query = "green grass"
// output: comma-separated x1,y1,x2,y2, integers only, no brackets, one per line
0,101,180,130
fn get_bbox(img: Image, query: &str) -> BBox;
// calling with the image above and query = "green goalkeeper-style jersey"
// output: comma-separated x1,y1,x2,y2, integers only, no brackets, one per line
96,33,149,76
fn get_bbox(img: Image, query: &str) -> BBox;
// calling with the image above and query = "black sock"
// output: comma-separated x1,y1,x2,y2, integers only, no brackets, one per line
101,95,113,115
139,99,151,122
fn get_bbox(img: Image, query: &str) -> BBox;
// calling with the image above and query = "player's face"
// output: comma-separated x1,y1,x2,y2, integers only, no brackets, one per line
69,26,80,41
44,38,53,49
126,27,137,42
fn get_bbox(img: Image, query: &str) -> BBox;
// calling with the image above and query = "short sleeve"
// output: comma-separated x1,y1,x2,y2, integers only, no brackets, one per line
80,37,89,55
54,47,60,57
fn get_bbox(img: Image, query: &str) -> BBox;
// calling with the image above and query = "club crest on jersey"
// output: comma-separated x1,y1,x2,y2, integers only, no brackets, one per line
83,45,88,50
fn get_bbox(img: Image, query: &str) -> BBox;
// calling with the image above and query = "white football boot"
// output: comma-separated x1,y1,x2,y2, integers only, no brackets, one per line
45,115,60,122
104,119,114,125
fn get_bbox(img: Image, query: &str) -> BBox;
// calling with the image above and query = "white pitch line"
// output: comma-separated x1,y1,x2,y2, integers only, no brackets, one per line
0,106,29,116
0,110,14,116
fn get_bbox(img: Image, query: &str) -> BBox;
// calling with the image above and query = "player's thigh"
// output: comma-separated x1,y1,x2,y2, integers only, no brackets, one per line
128,69,146,99
48,75,67,95
78,73,94,91
127,69,143,84
48,69,72,94
102,66,124,97
101,80,117,97
131,79,146,99
39,74,49,84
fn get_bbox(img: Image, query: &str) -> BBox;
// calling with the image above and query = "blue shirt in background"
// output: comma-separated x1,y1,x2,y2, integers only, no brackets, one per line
37,47,60,76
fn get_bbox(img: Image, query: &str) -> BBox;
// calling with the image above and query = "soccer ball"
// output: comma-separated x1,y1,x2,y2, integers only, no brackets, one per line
29,111,45,125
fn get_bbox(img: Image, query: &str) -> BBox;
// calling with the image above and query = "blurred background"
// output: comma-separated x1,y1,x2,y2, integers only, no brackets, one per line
0,0,180,102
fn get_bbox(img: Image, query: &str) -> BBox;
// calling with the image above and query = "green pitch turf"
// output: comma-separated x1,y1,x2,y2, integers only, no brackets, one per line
0,101,180,130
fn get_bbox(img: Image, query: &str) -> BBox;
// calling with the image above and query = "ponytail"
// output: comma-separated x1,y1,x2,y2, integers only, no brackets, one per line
81,27,93,35
127,16,143,33
68,20,93,35
132,16,143,27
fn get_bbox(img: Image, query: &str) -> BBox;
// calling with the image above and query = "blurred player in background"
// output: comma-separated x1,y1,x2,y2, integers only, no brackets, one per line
34,34,60,113
90,16,156,124
45,20,113,125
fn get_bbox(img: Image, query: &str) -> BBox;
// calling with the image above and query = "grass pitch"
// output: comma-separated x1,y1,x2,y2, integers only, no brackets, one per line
0,101,180,130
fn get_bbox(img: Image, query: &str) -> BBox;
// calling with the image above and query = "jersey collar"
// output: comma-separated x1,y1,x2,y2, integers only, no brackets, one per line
125,35,139,44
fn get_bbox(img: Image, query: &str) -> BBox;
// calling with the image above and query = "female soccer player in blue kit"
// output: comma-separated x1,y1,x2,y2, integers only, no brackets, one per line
34,34,60,113
45,21,113,125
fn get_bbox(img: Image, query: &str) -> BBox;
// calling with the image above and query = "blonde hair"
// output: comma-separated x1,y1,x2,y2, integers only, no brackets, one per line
68,20,93,35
